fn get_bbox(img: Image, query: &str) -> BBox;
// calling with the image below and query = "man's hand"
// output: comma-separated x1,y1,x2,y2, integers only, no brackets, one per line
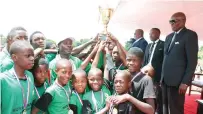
179,83,188,94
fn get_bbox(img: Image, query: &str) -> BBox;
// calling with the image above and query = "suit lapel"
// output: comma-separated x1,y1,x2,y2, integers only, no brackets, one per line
133,38,142,46
167,28,187,53
153,40,163,58
146,43,151,61
165,35,173,53
154,40,161,56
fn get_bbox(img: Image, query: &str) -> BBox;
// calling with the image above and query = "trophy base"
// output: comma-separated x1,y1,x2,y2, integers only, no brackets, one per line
100,34,107,41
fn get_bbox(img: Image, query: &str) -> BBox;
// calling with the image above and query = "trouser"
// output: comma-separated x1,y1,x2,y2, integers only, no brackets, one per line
154,82,163,114
162,83,185,114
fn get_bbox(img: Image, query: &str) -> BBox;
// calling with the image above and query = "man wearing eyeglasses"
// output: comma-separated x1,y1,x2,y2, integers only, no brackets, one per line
161,12,198,114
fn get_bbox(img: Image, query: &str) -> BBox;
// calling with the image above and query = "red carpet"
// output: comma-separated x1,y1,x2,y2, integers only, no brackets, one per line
184,94,200,114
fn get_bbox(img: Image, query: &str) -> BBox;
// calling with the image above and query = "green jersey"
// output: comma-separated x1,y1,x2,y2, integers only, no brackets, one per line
34,82,49,99
69,91,84,114
34,81,72,114
97,52,104,69
45,53,56,63
49,55,91,84
0,47,14,73
82,85,111,114
32,82,49,114
0,68,35,114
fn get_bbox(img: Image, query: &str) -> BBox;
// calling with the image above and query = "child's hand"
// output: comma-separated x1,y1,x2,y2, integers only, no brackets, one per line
111,94,129,105
98,41,106,52
92,42,100,53
105,97,112,110
141,64,155,77
107,32,118,43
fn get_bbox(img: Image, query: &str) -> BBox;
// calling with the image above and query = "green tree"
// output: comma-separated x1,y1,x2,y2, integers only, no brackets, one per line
198,46,203,60
0,34,6,46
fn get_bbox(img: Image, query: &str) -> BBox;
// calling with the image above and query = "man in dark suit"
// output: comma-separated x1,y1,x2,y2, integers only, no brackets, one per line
131,29,148,53
161,12,198,114
143,28,164,114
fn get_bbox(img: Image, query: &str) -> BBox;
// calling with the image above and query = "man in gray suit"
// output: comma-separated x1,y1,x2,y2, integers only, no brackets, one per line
161,12,198,114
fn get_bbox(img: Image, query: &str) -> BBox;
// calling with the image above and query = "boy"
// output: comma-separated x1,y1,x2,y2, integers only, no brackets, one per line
32,59,73,114
97,70,154,114
0,26,28,73
69,69,88,114
126,47,155,114
0,40,35,114
31,58,49,97
29,31,56,62
82,68,111,114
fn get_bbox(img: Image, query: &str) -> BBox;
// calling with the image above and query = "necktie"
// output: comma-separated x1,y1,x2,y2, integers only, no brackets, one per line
168,32,177,51
148,42,155,62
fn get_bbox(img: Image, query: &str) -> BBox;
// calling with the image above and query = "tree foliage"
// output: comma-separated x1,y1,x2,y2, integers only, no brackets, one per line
198,46,203,60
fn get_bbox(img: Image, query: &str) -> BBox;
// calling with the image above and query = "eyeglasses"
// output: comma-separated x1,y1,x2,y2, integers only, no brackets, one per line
169,18,185,24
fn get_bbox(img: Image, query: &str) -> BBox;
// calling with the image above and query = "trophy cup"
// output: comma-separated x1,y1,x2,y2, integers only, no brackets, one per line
99,6,114,40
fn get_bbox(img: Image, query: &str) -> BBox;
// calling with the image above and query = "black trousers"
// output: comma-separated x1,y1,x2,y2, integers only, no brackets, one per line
162,83,185,114
154,83,163,114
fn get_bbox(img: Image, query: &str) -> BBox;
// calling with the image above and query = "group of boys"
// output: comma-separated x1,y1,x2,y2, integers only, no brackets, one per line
0,25,155,114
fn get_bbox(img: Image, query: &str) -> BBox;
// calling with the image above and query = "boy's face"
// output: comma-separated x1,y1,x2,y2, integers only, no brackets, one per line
34,65,48,85
12,30,28,41
112,46,121,62
114,73,130,94
31,33,46,49
8,30,28,48
126,54,142,73
12,47,34,70
88,72,103,91
73,74,87,94
56,66,72,86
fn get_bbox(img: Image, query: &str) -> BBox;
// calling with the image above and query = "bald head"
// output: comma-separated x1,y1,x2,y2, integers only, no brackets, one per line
134,29,144,39
9,40,33,55
170,12,186,31
73,69,87,79
115,70,131,82
172,12,186,20
56,59,72,70
88,68,103,77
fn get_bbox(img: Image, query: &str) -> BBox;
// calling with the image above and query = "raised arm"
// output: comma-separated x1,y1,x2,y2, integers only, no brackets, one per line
92,41,105,68
72,37,97,55
80,43,99,70
108,33,127,66
34,48,44,59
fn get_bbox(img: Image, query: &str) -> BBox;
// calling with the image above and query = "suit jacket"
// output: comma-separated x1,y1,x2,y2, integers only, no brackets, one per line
132,38,148,53
143,40,164,83
161,27,198,86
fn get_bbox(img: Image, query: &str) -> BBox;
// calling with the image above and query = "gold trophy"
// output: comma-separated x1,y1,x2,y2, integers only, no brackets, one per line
99,6,114,40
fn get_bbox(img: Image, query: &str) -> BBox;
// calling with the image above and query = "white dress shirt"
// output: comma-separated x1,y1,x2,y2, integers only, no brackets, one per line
149,39,159,64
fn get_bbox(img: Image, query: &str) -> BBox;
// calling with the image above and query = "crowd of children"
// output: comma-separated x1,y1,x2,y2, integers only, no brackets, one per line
0,26,155,114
